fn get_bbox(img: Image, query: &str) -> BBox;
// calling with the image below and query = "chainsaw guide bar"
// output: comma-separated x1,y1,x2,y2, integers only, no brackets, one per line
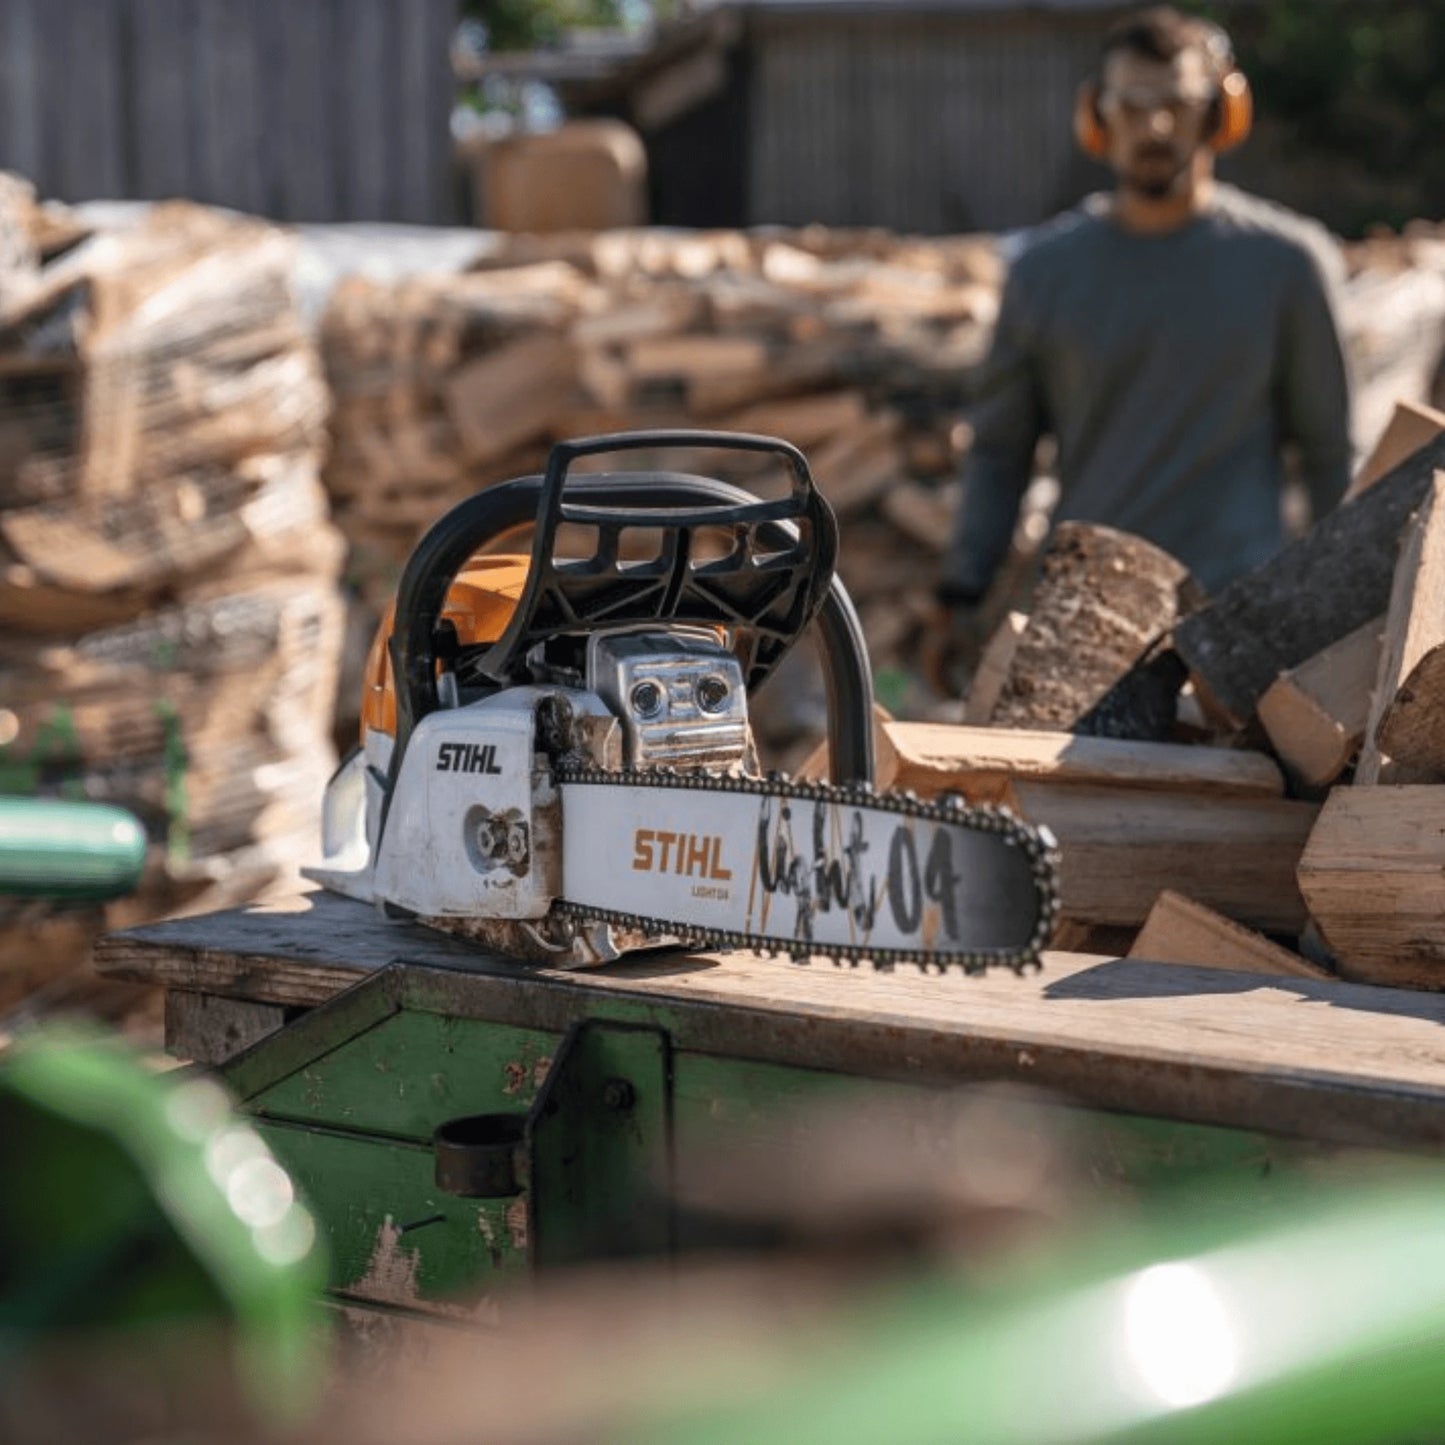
553,763,1060,973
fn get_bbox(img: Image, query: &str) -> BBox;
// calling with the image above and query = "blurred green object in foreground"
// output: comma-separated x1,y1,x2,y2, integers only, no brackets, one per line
0,1027,328,1428
642,1175,1445,1445
0,797,147,901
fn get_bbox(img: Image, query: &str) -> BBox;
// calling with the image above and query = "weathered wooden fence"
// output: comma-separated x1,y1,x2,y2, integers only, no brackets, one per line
0,0,459,223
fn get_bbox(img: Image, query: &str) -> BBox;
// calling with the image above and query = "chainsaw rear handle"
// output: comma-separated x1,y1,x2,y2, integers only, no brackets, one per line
490,430,838,689
537,429,817,524
387,443,874,802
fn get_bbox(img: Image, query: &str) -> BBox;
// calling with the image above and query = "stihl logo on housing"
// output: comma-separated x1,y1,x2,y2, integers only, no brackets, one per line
436,742,503,775
632,828,732,880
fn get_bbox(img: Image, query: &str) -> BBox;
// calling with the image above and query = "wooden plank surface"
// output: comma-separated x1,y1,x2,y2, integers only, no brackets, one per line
878,722,1283,802
95,891,1445,1149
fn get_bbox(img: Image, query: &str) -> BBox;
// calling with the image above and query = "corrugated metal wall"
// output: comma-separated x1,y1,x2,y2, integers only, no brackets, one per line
749,11,1109,233
0,0,458,223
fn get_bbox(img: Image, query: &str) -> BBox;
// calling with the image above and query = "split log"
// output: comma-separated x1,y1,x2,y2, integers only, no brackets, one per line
1003,780,1318,932
1173,432,1445,723
1257,618,1382,788
1346,398,1445,500
989,523,1196,731
1374,644,1445,779
1298,786,1445,989
1355,472,1445,784
876,722,1283,802
1129,890,1328,979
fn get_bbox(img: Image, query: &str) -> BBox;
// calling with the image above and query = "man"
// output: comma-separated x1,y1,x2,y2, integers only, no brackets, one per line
934,7,1352,685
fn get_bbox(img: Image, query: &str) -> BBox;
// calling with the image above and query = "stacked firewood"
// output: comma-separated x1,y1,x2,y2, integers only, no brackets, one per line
0,184,342,1008
849,400,1445,989
318,227,1003,736
321,226,1000,549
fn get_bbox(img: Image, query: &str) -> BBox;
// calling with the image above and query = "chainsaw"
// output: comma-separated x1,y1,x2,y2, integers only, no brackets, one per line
307,431,1058,971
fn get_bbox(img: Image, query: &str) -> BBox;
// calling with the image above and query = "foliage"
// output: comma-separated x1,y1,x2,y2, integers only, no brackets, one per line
462,0,652,51
1193,0,1445,232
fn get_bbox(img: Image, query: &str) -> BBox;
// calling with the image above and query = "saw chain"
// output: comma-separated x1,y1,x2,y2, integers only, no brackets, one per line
550,762,1061,974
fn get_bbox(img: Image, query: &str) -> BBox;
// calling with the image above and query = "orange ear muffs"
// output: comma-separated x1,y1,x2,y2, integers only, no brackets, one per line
1207,69,1253,153
1073,82,1109,159
1076,70,1253,159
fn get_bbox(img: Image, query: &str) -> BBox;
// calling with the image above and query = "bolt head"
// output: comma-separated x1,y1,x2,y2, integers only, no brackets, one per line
630,680,664,719
475,818,507,859
697,674,731,712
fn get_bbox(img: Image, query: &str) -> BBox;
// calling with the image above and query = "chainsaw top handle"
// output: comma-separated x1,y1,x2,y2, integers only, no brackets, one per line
387,430,874,795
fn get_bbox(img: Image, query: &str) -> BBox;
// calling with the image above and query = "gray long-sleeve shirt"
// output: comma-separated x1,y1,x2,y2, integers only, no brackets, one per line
942,184,1353,598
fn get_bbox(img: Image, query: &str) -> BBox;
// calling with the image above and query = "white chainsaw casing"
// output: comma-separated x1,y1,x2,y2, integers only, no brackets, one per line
375,694,552,919
307,686,621,920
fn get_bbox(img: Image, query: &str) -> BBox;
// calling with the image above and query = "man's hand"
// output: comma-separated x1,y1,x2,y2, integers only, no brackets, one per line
922,598,987,698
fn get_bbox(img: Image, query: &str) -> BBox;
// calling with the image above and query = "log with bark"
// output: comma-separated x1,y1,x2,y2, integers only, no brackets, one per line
985,523,1199,733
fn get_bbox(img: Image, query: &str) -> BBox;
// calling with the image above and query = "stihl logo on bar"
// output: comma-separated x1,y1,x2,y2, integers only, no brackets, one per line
632,828,732,880
436,742,503,775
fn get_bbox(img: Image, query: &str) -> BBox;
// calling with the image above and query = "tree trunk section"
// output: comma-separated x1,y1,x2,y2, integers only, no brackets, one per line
988,523,1195,732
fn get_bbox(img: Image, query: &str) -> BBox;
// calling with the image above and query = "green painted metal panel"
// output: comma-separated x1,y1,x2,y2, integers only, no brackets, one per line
672,1054,1332,1200
250,1015,558,1144
255,1120,528,1309
233,981,1357,1308
530,1022,674,1268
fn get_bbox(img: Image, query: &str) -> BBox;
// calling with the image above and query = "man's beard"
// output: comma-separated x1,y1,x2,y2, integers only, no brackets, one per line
1121,147,1192,200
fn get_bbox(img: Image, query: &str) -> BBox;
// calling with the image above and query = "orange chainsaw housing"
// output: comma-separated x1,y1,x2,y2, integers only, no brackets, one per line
360,554,529,741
